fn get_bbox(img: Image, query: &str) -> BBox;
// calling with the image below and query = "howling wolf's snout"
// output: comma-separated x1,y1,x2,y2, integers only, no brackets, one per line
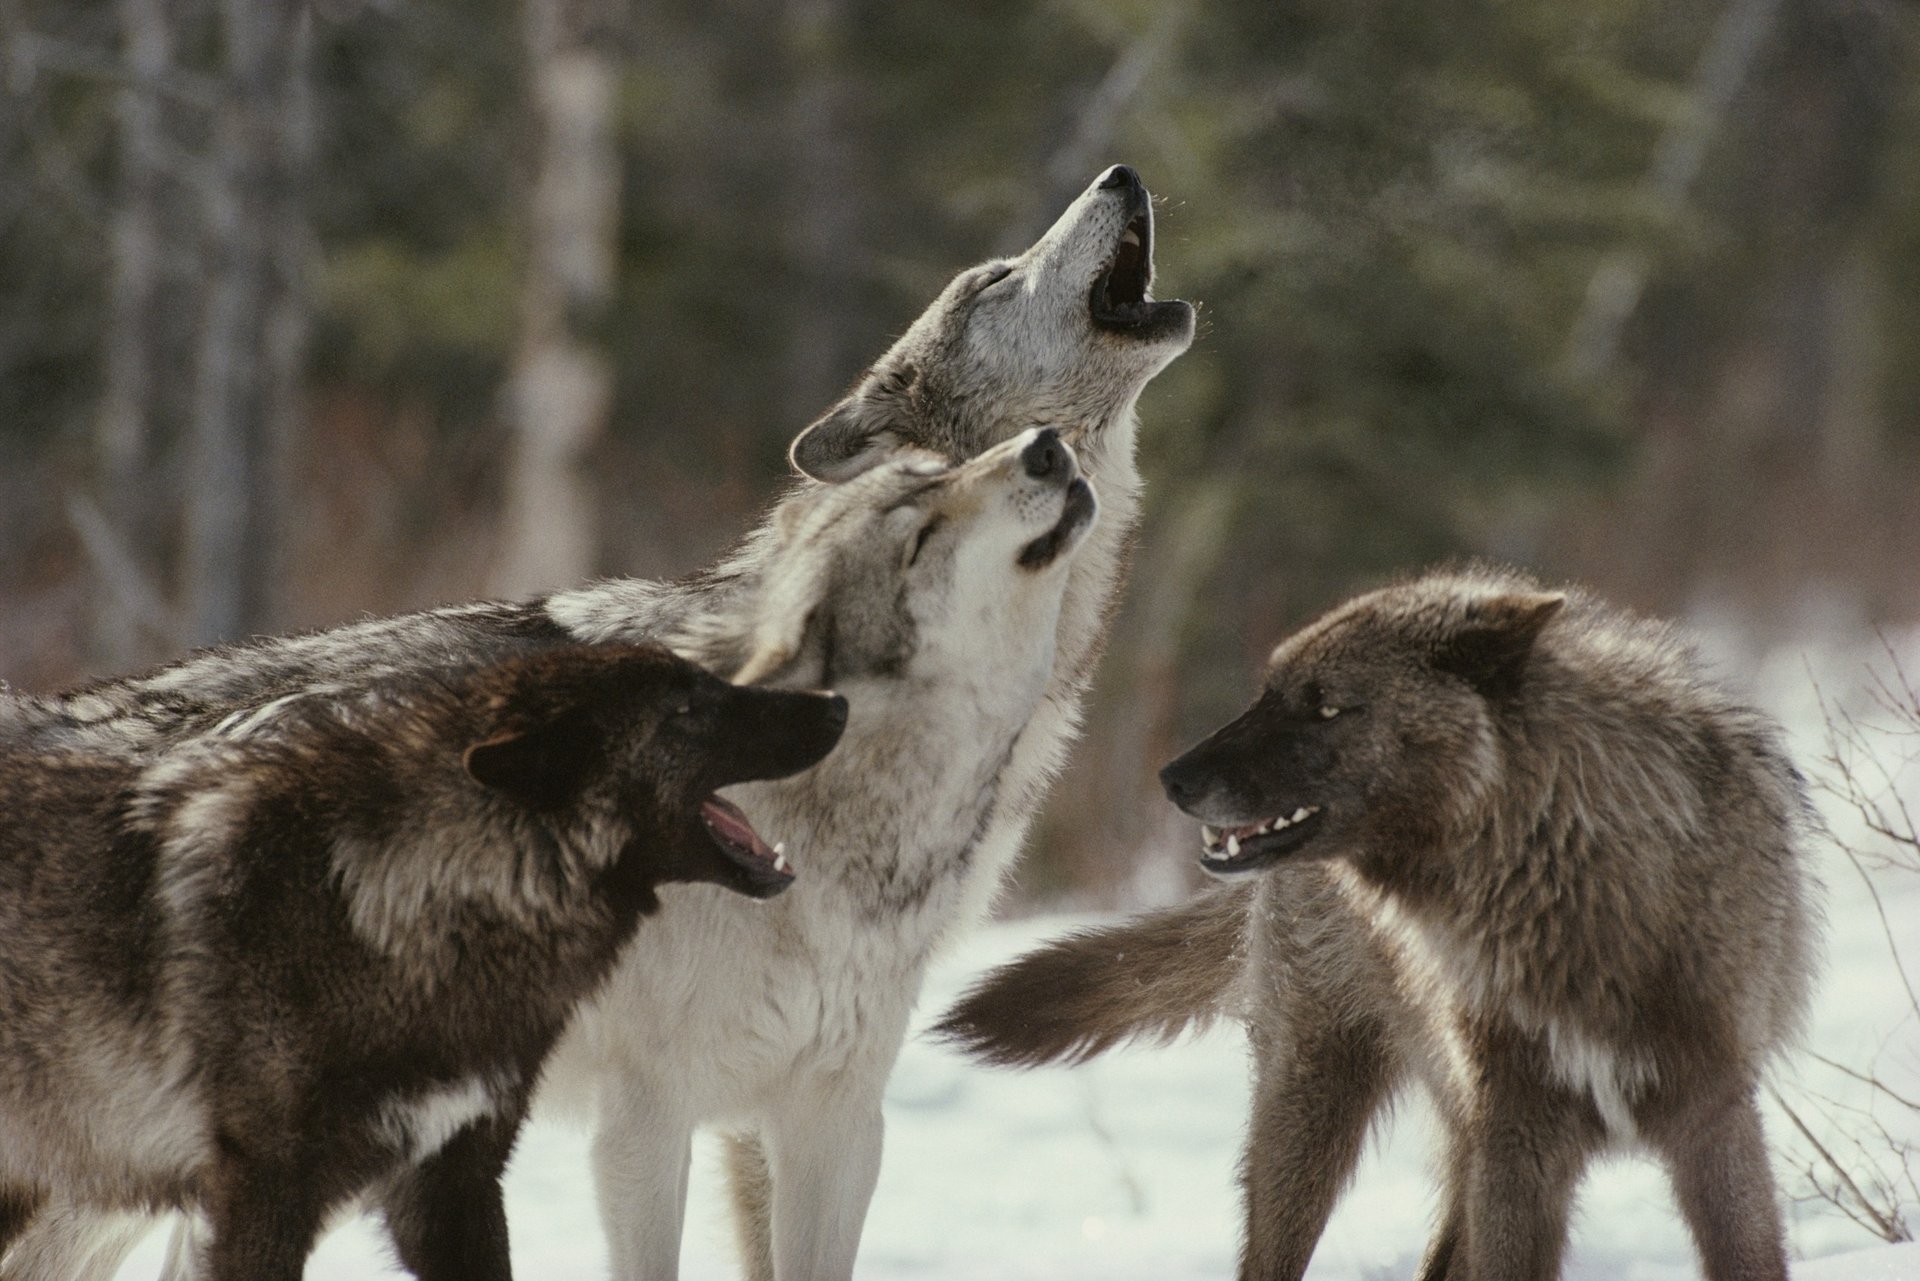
1021,427,1071,482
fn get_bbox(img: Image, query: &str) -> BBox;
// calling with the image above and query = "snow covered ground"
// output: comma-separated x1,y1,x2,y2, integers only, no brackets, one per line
110,621,1919,1280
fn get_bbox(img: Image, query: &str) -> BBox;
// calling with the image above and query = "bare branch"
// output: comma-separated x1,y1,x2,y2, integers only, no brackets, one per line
1803,1050,1920,1112
1771,1088,1910,1242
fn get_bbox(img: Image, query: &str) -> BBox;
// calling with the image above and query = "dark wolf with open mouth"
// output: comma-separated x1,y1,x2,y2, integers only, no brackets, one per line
940,566,1819,1281
0,647,844,1281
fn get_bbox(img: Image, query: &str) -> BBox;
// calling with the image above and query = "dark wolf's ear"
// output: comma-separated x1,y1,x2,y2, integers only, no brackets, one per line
789,395,905,482
463,709,599,811
1433,591,1566,694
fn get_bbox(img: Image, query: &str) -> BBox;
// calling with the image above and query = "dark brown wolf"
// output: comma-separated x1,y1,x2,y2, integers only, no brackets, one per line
938,566,1818,1281
0,645,845,1281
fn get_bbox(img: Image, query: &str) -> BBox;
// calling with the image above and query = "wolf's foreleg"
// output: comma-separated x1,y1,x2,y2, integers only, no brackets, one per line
764,1083,884,1281
378,1112,520,1281
1237,1014,1398,1281
1457,1056,1601,1281
201,1158,322,1281
1653,1086,1789,1281
591,1075,694,1281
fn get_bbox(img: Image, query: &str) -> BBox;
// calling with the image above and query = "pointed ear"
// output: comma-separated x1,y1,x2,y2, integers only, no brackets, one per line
731,535,836,685
463,710,599,811
789,395,904,482
1432,592,1566,694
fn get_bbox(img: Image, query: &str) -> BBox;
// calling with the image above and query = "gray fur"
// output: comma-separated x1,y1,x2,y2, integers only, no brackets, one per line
940,566,1820,1281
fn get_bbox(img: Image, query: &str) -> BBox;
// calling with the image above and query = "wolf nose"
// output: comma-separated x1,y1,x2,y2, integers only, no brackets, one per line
1159,762,1202,810
1022,429,1069,482
1098,164,1142,192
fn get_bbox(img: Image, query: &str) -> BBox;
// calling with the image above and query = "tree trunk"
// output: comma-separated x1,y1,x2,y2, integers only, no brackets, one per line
88,0,172,666
182,0,311,646
778,0,865,419
490,0,619,599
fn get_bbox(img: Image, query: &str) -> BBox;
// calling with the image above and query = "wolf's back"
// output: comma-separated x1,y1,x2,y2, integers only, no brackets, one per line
934,884,1251,1068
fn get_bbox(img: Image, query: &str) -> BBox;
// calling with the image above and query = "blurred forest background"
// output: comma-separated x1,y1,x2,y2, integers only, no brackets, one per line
3,0,1918,904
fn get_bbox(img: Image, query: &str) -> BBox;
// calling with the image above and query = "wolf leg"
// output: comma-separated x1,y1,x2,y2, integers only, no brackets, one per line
201,1162,322,1281
591,1077,693,1281
721,1131,775,1281
379,1114,521,1281
0,1203,151,1281
1458,1052,1601,1281
156,1212,207,1281
1654,1087,1788,1281
1238,1015,1398,1281
764,1084,884,1281
0,1185,40,1259
1415,1112,1472,1281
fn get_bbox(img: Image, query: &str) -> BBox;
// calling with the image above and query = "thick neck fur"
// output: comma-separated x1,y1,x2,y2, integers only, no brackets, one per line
1342,637,1809,1066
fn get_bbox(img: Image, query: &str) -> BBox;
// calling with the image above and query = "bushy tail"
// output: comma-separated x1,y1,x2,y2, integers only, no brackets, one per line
933,883,1252,1068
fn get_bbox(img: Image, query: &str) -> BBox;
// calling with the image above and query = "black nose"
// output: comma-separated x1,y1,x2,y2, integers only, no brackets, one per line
1159,759,1206,811
1098,164,1142,192
1022,429,1068,482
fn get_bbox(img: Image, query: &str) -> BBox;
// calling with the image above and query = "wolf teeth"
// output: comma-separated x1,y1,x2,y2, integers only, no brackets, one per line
1225,834,1240,857
1121,228,1142,248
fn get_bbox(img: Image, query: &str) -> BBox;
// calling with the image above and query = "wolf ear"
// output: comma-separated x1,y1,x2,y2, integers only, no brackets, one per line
1433,591,1566,694
789,396,905,482
463,709,599,811
731,553,833,687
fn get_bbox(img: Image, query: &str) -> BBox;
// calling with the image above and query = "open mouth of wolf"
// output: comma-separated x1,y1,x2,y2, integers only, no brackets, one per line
1018,477,1096,571
1088,206,1189,342
699,796,794,896
1196,806,1325,876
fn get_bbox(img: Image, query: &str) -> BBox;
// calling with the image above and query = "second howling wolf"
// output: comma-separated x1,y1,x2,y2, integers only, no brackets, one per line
941,567,1818,1281
25,165,1193,1280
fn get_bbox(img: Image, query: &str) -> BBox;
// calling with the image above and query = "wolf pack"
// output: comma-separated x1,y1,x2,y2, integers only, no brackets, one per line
0,165,1820,1281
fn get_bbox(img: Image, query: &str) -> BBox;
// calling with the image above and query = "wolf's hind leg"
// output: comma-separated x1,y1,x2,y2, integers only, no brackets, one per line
1652,1087,1789,1281
1415,1111,1473,1281
1238,1015,1398,1281
721,1131,774,1281
1,1206,149,1281
379,1114,520,1281
156,1212,207,1281
0,1203,151,1281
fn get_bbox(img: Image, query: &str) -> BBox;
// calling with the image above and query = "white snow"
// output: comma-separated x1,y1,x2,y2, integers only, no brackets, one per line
106,622,1919,1279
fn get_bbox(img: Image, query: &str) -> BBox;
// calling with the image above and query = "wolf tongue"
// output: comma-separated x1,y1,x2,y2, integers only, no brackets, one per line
700,797,776,862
